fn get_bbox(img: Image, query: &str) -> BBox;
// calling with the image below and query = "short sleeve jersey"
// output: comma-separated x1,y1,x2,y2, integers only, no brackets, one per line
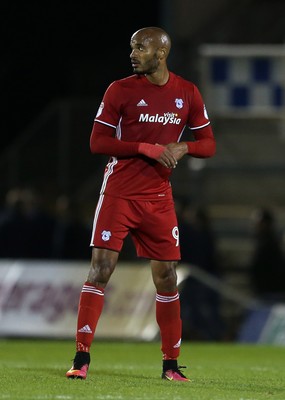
95,72,210,201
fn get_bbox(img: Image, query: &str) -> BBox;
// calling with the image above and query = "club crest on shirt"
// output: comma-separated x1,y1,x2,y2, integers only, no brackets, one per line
101,230,111,241
175,98,183,109
96,102,104,118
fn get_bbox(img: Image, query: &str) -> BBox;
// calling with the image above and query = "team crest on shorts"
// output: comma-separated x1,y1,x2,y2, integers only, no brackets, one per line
101,230,111,241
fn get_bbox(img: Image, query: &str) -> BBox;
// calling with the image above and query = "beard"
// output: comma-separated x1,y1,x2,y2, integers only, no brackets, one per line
132,56,159,75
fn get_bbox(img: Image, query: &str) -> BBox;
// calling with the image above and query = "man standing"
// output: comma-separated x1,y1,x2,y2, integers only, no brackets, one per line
66,26,216,381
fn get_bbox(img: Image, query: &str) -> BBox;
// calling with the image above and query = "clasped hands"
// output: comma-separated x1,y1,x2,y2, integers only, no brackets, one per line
138,142,188,169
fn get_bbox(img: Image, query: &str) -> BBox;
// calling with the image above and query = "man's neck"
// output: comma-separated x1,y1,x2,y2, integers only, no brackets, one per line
145,69,170,86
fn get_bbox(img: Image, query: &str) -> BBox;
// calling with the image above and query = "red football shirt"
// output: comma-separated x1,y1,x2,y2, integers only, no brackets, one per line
94,72,213,200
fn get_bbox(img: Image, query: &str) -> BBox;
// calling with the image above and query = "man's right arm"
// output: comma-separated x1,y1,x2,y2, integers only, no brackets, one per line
90,122,139,156
90,122,177,168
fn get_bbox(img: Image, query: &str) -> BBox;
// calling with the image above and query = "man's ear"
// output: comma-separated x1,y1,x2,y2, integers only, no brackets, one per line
158,47,167,59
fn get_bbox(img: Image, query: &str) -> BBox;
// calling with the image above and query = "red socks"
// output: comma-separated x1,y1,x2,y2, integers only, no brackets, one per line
76,282,105,352
75,284,181,360
156,291,182,360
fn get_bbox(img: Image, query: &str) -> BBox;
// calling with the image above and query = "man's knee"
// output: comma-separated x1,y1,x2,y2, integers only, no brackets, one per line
88,248,118,285
151,261,178,291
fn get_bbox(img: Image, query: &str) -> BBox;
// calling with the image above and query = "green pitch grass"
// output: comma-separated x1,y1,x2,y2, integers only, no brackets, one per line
1,339,285,400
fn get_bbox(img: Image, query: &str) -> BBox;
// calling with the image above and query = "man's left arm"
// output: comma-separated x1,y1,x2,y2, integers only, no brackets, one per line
166,124,216,161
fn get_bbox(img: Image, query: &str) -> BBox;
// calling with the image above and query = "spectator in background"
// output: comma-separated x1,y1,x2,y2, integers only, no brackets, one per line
51,195,91,260
0,187,28,258
0,187,55,259
249,208,285,302
178,203,225,341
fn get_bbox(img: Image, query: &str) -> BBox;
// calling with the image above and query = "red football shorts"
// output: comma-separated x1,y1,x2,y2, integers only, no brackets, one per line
90,194,181,261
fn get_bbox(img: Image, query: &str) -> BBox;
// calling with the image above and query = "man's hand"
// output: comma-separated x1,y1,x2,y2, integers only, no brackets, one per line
138,142,188,168
138,143,178,168
165,142,188,162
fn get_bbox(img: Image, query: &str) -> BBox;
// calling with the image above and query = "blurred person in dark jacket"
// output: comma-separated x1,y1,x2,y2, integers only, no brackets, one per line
51,195,91,260
249,208,285,302
0,187,54,259
178,203,225,341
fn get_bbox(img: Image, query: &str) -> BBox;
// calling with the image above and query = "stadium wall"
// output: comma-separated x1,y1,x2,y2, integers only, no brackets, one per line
0,260,189,341
1,261,285,345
